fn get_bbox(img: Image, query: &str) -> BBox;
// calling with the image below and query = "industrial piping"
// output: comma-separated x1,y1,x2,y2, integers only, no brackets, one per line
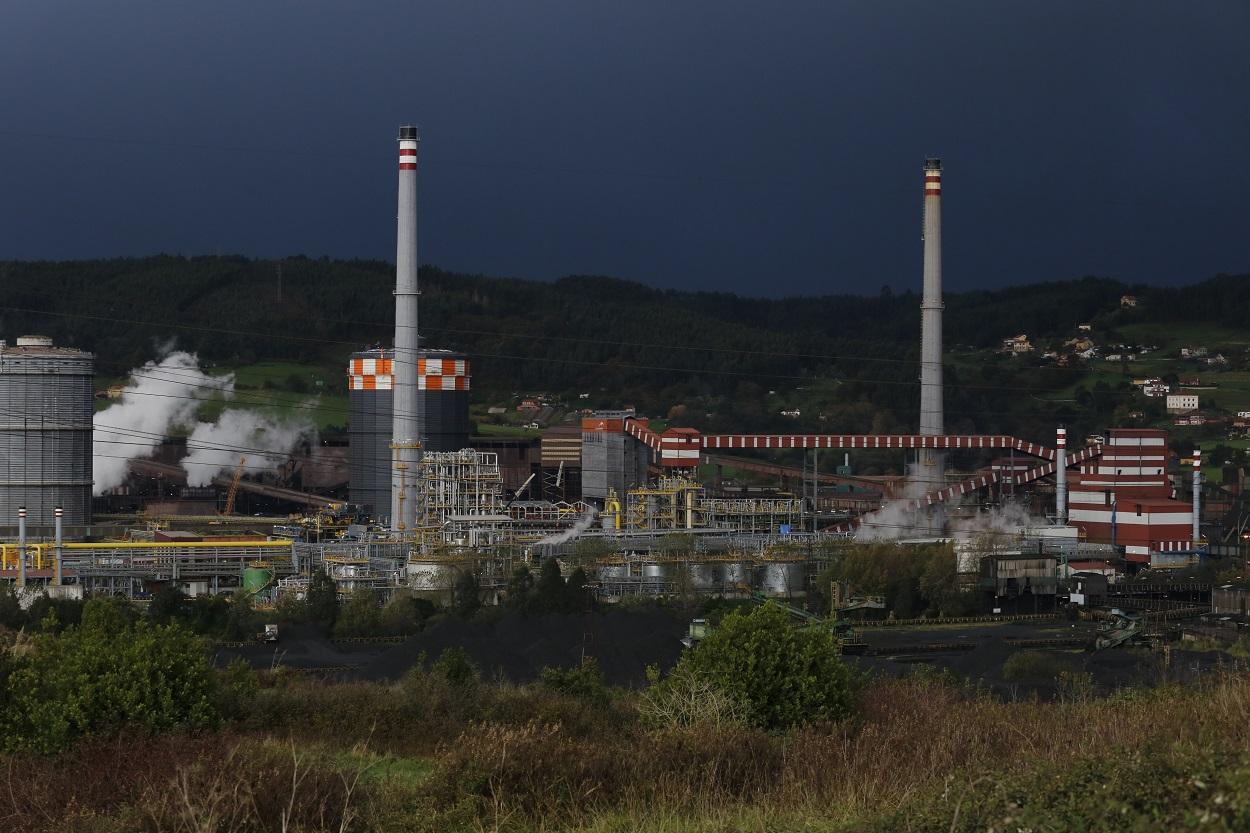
1055,427,1067,524
390,125,422,534
17,506,27,588
54,505,63,586
917,158,945,489
1192,449,1201,543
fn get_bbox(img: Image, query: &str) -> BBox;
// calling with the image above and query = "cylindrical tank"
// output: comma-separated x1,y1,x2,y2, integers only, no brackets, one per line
722,562,750,588
756,562,807,597
242,566,274,595
406,561,456,591
642,563,670,581
0,336,94,529
596,564,629,582
348,347,471,520
687,563,720,591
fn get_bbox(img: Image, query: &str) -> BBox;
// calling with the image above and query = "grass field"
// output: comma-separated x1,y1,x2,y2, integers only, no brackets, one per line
475,422,542,438
1117,321,1250,352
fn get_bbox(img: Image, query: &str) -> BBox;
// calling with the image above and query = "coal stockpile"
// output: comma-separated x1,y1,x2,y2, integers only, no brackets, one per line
215,611,689,687
357,610,687,686
848,620,1236,700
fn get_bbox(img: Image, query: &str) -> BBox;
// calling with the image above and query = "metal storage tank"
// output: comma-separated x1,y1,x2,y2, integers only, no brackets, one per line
0,336,94,531
756,562,807,597
596,564,630,581
722,562,750,587
687,562,721,591
347,347,471,520
406,561,457,591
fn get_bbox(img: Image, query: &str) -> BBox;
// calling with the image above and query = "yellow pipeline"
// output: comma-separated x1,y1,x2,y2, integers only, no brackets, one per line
1,540,292,570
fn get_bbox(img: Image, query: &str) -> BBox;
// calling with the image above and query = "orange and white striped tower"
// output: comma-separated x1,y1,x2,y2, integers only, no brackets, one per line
391,125,421,534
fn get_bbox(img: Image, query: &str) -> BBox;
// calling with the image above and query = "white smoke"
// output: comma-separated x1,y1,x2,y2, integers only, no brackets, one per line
855,496,1045,544
949,500,1036,541
535,509,599,546
93,351,315,494
93,352,234,493
182,409,313,487
854,500,931,542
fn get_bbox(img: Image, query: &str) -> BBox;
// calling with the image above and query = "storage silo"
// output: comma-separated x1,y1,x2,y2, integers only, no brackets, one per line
347,347,471,520
0,336,94,531
581,412,650,501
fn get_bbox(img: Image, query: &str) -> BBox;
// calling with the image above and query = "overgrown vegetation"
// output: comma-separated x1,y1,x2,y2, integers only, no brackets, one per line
5,594,1250,831
0,598,216,753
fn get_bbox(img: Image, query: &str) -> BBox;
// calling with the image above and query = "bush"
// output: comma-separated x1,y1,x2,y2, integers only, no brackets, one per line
432,647,478,688
380,592,425,636
306,567,339,628
639,663,747,729
451,569,482,619
865,747,1250,833
216,657,260,720
539,657,609,707
1002,649,1071,682
0,619,217,752
678,602,854,730
334,587,382,637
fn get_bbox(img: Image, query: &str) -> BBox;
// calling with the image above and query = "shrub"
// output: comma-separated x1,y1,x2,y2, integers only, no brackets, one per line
335,587,382,637
1,620,217,752
216,657,260,720
539,657,609,707
306,567,339,627
1002,649,1070,682
432,646,478,688
451,569,482,619
380,592,425,636
639,663,747,730
678,602,854,730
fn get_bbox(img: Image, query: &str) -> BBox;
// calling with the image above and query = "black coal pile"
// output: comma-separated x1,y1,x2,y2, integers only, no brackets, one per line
357,609,688,687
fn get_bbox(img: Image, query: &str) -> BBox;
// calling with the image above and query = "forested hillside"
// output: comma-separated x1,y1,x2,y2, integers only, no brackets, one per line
1,257,1246,444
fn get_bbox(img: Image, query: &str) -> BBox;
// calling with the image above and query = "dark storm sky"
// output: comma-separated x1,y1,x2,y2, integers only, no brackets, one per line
1,1,1246,297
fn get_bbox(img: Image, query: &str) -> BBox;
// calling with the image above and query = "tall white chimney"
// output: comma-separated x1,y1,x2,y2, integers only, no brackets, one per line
390,125,422,534
1055,427,1067,524
1192,449,1201,543
917,158,945,490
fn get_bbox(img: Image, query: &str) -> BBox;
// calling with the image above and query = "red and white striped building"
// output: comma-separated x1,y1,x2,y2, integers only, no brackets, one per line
1067,428,1197,563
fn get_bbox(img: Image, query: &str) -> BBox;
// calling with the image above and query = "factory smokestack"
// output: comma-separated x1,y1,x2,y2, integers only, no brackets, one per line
917,158,945,490
1192,449,1201,543
390,125,422,534
1055,427,1068,524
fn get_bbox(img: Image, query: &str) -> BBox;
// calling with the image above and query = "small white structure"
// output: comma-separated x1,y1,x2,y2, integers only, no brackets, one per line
1167,394,1199,414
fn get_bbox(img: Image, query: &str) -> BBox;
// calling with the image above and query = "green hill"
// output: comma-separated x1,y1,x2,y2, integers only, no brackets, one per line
1,258,1247,454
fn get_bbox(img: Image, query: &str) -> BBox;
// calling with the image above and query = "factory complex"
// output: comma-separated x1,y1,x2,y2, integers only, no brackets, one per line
0,132,1238,625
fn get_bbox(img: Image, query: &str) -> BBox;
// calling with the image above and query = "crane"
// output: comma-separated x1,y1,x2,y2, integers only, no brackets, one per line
505,473,537,509
222,456,246,516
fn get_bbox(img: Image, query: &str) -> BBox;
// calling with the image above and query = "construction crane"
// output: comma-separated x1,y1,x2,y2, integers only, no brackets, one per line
222,456,246,516
505,473,537,509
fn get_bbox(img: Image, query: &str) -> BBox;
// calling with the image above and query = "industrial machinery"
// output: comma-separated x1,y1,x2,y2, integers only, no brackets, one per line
221,456,246,516
1095,609,1149,651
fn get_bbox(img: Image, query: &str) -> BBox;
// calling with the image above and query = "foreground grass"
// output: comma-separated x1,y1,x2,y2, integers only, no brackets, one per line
7,668,1250,832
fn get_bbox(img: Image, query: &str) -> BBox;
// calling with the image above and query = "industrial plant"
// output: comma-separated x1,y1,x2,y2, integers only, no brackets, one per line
0,131,1239,635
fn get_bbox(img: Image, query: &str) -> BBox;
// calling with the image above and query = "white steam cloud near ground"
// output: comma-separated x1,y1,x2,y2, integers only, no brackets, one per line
93,351,315,494
855,496,1042,543
536,509,599,546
